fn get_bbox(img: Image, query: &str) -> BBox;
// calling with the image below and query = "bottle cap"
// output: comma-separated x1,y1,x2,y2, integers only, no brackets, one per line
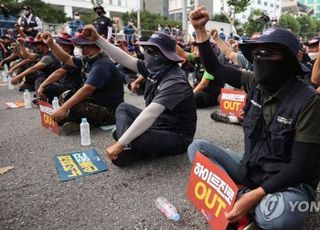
81,118,87,122
53,96,58,100
172,213,180,222
25,89,29,92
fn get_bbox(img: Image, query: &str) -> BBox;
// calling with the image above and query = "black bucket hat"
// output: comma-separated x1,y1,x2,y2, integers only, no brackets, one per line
239,27,309,74
93,5,106,14
137,31,183,62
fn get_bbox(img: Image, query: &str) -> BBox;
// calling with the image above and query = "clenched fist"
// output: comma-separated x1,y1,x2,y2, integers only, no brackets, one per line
189,6,209,30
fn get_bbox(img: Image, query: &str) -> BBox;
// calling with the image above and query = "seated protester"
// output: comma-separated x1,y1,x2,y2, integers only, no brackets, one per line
6,41,35,77
37,33,82,102
176,44,224,108
193,70,223,108
41,31,124,132
2,34,14,57
311,43,320,93
81,25,197,167
11,34,61,91
116,39,145,95
188,7,320,230
210,29,252,71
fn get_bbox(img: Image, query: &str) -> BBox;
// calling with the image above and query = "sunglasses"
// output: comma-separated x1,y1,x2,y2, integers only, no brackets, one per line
252,49,282,60
145,46,160,55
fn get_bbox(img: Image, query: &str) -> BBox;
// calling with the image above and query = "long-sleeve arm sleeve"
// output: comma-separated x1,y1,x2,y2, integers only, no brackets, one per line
96,37,138,73
198,39,242,89
118,103,165,146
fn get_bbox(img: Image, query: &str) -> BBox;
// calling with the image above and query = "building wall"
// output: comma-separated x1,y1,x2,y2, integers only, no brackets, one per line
235,0,282,23
43,0,139,18
143,0,168,16
168,0,213,20
300,0,320,18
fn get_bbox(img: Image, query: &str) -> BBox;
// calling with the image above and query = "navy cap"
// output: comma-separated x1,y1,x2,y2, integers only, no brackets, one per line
70,27,95,45
55,33,73,45
239,28,308,74
137,31,183,62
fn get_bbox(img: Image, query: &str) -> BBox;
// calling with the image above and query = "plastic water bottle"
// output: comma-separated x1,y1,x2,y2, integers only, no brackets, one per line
80,118,91,146
8,75,14,89
155,196,180,222
23,89,32,108
52,97,60,111
3,64,8,82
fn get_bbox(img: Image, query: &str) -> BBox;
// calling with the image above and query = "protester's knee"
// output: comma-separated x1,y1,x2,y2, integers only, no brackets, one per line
115,102,130,114
187,139,209,163
254,193,309,230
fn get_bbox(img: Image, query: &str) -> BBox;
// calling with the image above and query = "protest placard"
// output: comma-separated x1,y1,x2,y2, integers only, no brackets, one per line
187,152,239,230
5,101,25,109
220,88,246,117
38,100,59,135
54,149,108,181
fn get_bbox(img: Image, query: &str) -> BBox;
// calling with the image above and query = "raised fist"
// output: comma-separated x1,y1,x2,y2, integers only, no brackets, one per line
189,6,209,30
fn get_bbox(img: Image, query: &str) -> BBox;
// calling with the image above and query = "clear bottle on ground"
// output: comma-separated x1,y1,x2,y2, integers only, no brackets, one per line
155,196,180,221
80,118,91,146
3,64,8,82
8,75,14,89
23,89,32,108
52,96,60,111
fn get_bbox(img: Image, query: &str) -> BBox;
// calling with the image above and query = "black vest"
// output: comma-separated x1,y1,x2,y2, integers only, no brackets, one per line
93,16,111,38
20,15,38,37
240,78,317,187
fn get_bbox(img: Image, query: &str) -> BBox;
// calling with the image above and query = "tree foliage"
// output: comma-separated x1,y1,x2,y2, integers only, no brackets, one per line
296,15,317,40
121,10,181,36
279,13,300,34
227,0,251,15
221,0,251,33
243,9,267,36
4,0,67,23
212,13,240,28
91,0,104,6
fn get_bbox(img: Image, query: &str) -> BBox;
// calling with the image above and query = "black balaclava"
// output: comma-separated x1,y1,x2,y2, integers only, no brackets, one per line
253,53,295,95
144,48,173,81
96,9,103,16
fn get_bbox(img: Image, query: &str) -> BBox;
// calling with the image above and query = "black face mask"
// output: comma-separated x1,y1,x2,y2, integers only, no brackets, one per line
96,10,103,16
144,50,171,76
253,59,292,94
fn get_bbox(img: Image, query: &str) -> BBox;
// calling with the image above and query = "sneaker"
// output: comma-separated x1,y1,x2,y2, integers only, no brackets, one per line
210,111,230,123
111,128,118,141
19,82,34,92
111,147,141,167
62,122,80,135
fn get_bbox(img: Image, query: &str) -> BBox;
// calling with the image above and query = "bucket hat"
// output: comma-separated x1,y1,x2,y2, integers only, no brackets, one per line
137,31,183,62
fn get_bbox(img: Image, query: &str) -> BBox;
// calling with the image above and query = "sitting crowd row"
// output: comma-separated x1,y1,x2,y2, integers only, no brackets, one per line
1,6,320,229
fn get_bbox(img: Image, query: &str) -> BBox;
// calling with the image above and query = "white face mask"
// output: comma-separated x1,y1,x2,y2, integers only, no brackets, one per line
74,16,80,20
73,47,83,57
23,10,30,16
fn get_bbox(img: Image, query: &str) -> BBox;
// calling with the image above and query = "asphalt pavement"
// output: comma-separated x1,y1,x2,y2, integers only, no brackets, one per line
0,82,319,230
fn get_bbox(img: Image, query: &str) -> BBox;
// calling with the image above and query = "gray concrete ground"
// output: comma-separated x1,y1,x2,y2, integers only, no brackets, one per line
0,83,319,230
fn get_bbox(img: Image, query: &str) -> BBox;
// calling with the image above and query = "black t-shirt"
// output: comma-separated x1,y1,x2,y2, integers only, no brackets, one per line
37,52,61,79
137,61,197,138
72,54,124,108
60,62,83,91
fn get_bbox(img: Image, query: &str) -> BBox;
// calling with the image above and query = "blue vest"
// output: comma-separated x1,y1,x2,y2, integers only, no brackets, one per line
240,78,317,187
